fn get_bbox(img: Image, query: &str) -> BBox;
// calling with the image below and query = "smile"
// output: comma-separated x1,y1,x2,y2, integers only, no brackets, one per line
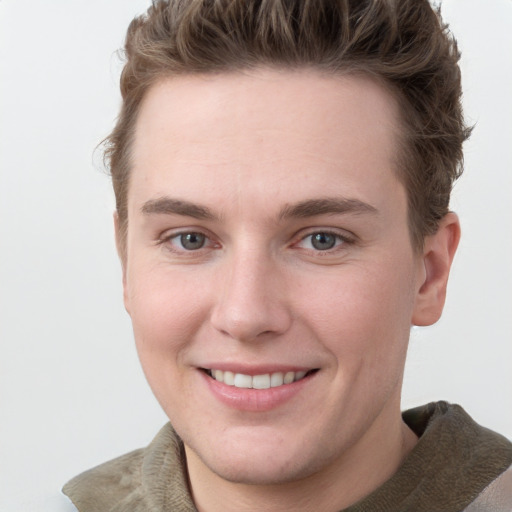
205,369,316,389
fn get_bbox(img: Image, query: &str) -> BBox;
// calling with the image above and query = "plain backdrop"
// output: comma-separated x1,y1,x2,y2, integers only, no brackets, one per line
1,1,511,510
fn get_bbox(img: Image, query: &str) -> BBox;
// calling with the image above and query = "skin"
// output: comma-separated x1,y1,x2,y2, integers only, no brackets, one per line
117,69,460,512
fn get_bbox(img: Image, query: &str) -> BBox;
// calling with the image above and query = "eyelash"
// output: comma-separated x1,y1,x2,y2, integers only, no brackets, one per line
158,228,354,256
293,230,354,253
158,230,217,253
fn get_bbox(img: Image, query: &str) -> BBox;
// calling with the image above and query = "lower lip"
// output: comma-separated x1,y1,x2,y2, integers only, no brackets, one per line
201,371,315,412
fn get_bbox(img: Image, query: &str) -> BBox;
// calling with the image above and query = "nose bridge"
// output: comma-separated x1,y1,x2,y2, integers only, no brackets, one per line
210,242,291,342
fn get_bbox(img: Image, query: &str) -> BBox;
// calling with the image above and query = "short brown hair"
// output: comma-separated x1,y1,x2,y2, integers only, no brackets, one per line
107,0,471,252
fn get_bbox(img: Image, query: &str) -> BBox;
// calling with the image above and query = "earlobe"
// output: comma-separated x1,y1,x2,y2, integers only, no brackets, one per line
412,213,461,326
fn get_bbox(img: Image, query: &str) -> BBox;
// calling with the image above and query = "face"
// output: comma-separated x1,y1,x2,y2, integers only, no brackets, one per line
122,70,429,485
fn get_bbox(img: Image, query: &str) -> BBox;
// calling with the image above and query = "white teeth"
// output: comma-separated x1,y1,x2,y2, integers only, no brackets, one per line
223,371,235,386
252,374,271,389
294,370,307,380
270,372,284,387
233,373,252,388
283,371,295,384
208,369,311,388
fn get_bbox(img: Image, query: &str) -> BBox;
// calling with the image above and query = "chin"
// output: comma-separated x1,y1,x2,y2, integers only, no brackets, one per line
202,453,316,486
184,429,334,486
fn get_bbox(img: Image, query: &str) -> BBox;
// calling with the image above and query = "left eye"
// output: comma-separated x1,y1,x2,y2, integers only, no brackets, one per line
298,232,344,251
170,232,207,250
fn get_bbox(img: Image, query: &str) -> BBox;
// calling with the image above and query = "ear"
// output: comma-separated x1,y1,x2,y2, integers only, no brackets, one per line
113,211,130,315
412,212,460,326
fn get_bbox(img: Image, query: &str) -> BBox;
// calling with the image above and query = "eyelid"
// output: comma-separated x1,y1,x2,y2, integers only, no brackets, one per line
293,228,356,251
157,228,220,252
156,226,355,253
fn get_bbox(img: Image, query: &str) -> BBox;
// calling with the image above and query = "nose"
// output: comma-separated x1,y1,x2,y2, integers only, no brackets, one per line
210,249,292,343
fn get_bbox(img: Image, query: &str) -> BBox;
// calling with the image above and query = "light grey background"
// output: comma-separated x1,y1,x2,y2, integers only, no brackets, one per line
1,1,511,510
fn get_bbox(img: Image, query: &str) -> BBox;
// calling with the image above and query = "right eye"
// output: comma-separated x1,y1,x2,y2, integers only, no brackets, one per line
157,229,220,259
174,232,207,250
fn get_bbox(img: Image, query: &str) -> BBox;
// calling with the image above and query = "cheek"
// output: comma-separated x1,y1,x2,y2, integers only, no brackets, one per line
126,266,210,384
126,274,207,417
297,260,416,368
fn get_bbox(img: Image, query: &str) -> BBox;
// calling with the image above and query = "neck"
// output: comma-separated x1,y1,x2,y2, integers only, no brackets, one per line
185,406,418,512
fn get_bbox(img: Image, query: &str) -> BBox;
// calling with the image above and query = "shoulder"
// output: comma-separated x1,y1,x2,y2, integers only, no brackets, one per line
463,463,512,512
403,402,512,510
62,448,146,511
350,401,512,512
62,423,196,512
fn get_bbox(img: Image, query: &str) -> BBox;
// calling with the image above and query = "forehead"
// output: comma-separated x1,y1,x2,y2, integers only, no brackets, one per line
130,69,403,214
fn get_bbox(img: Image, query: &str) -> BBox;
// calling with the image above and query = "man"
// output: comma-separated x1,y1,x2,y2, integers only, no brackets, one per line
63,1,512,510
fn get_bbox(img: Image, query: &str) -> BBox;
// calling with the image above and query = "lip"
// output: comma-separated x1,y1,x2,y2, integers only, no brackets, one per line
199,367,317,412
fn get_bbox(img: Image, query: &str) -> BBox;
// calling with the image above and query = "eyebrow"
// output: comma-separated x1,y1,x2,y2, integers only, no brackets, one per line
140,196,378,221
141,197,217,220
278,197,378,220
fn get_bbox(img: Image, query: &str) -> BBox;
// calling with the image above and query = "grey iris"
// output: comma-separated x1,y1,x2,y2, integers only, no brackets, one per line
311,233,336,250
181,233,205,250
